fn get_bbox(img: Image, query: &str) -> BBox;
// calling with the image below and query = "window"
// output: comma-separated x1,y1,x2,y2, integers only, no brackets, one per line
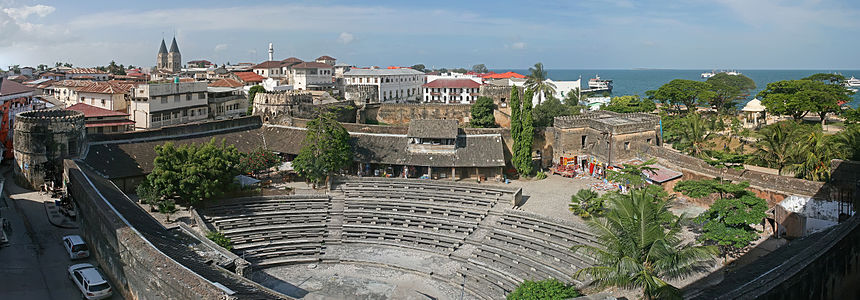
581,135,587,149
97,127,103,133
199,92,205,99
183,110,188,117
186,93,191,101
174,95,180,102
100,99,105,105
624,141,630,150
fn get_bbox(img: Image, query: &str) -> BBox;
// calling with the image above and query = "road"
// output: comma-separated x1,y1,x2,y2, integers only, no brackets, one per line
0,167,124,300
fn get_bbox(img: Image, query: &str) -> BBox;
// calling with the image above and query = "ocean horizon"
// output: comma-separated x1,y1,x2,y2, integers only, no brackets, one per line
492,69,860,108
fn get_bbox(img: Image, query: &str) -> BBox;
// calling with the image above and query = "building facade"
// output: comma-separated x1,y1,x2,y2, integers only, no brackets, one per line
422,78,482,104
128,81,208,129
344,68,425,104
66,103,134,134
289,62,334,90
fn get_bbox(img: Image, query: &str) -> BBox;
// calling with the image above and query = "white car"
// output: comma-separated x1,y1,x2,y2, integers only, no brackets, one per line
62,235,90,259
68,263,113,300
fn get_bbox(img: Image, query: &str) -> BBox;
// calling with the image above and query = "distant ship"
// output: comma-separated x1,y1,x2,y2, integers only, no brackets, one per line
844,76,860,88
702,70,741,78
588,74,613,92
701,71,716,78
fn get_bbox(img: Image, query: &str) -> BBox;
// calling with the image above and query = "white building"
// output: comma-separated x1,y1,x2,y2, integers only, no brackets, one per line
425,72,482,84
315,55,336,66
65,68,110,81
534,78,581,105
343,67,426,103
128,81,209,129
251,61,287,79
422,78,482,104
73,82,135,112
289,62,334,91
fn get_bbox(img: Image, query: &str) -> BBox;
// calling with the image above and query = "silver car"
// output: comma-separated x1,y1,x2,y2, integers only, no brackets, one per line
63,235,90,259
67,263,113,300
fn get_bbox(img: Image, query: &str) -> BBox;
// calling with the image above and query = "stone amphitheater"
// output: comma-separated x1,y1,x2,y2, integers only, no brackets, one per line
197,177,597,299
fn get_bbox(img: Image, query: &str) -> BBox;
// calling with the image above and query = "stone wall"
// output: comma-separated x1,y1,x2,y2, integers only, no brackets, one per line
479,85,521,116
344,84,378,105
64,161,228,300
88,115,262,143
13,109,86,189
361,103,472,125
552,126,659,165
252,91,313,122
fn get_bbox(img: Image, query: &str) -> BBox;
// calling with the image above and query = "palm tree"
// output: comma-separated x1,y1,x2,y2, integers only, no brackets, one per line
749,122,798,176
574,190,718,300
786,127,842,181
526,62,556,102
676,113,714,159
569,189,601,218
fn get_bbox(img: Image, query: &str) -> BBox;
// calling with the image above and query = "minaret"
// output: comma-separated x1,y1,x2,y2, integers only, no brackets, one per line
167,37,182,72
268,43,274,61
157,39,168,70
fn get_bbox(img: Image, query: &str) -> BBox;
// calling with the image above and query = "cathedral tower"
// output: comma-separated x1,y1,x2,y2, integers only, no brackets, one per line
167,37,182,72
156,39,168,70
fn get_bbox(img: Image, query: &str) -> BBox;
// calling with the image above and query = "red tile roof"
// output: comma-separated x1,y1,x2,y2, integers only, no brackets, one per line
66,68,108,74
252,60,285,69
291,62,334,69
481,71,526,79
0,77,35,96
208,78,244,88
84,120,135,128
235,72,265,83
281,57,303,64
316,55,336,61
53,80,94,88
422,78,482,89
66,103,130,118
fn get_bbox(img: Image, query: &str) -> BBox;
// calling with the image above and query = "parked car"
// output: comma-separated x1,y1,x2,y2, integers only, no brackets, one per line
62,235,90,259
67,263,112,300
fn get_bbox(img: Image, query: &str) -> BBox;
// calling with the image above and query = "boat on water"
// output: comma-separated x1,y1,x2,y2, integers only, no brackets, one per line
701,70,742,78
844,76,860,88
701,71,716,78
588,74,613,92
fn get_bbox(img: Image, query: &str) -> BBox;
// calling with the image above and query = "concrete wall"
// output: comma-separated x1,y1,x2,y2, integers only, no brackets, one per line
65,161,227,300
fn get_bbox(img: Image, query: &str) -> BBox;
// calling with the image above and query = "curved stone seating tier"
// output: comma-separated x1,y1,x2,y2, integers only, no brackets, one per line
456,258,519,299
344,210,478,236
231,238,325,251
496,211,599,247
485,229,592,270
223,224,327,245
241,243,324,261
342,224,464,253
343,188,497,207
345,199,487,221
210,210,329,230
205,199,330,216
338,178,515,198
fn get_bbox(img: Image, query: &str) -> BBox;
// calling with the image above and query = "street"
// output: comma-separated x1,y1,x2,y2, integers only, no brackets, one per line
0,167,124,300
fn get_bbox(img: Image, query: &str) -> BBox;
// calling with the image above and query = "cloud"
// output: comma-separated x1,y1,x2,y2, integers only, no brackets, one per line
715,0,859,29
337,32,355,44
510,42,526,50
2,4,54,21
214,43,228,52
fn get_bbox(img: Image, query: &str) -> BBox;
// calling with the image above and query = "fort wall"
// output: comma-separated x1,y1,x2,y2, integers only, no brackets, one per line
361,103,472,125
13,109,85,189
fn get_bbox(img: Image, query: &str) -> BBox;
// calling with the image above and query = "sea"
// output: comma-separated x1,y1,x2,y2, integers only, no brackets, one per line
496,69,860,108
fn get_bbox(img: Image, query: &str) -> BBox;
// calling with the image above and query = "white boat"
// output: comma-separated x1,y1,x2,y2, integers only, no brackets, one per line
844,76,860,88
588,74,613,92
701,71,715,78
725,70,741,76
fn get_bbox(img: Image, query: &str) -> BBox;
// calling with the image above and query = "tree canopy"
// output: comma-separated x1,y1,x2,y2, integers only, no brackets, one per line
471,64,489,73
649,79,714,114
512,89,535,176
410,64,426,72
247,85,265,115
292,112,353,186
705,73,755,113
239,147,281,175
469,96,497,128
140,138,242,206
602,95,656,113
532,96,577,127
507,279,580,300
757,79,852,123
803,73,846,84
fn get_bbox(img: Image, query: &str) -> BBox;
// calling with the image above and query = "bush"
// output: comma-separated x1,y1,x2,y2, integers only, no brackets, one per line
508,278,580,300
206,231,233,250
535,172,547,180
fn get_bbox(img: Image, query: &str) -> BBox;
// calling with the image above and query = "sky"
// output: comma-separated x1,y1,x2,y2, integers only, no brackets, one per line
1,0,860,70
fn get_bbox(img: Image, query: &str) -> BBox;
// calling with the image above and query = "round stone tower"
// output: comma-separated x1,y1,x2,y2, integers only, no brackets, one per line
13,109,86,189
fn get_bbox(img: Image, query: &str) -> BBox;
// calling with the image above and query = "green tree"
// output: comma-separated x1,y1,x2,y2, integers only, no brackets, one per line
674,179,750,201
247,85,265,115
602,95,657,113
471,64,489,73
674,113,715,158
143,138,242,206
843,107,860,125
563,89,581,106
569,189,602,218
757,79,852,125
107,60,126,75
514,89,535,176
748,122,799,175
410,64,426,72
607,159,657,190
532,96,577,127
507,278,580,300
705,73,756,114
293,112,353,186
37,64,48,72
649,79,714,114
510,87,522,158
574,189,718,300
786,126,844,181
206,231,233,250
803,73,846,84
239,148,281,175
525,62,556,101
469,96,497,128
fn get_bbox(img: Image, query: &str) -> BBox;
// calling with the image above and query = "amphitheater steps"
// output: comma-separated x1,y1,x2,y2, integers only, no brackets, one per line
324,195,345,245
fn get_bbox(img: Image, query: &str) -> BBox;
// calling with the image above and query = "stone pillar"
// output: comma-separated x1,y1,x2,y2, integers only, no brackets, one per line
451,167,456,181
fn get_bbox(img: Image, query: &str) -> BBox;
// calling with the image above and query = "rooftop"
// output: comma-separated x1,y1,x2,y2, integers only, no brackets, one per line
66,103,130,118
407,119,459,139
423,78,482,89
252,60,285,69
75,82,135,94
291,62,334,69
316,55,336,61
0,77,35,96
234,72,265,83
208,78,244,88
344,68,425,76
66,68,108,74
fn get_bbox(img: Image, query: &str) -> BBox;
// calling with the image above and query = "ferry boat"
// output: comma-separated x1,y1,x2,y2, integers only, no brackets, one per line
725,70,741,76
588,74,613,92
844,76,860,88
701,71,716,78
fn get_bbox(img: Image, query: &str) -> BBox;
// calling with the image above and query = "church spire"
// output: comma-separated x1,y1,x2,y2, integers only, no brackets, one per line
169,37,180,53
158,39,168,54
